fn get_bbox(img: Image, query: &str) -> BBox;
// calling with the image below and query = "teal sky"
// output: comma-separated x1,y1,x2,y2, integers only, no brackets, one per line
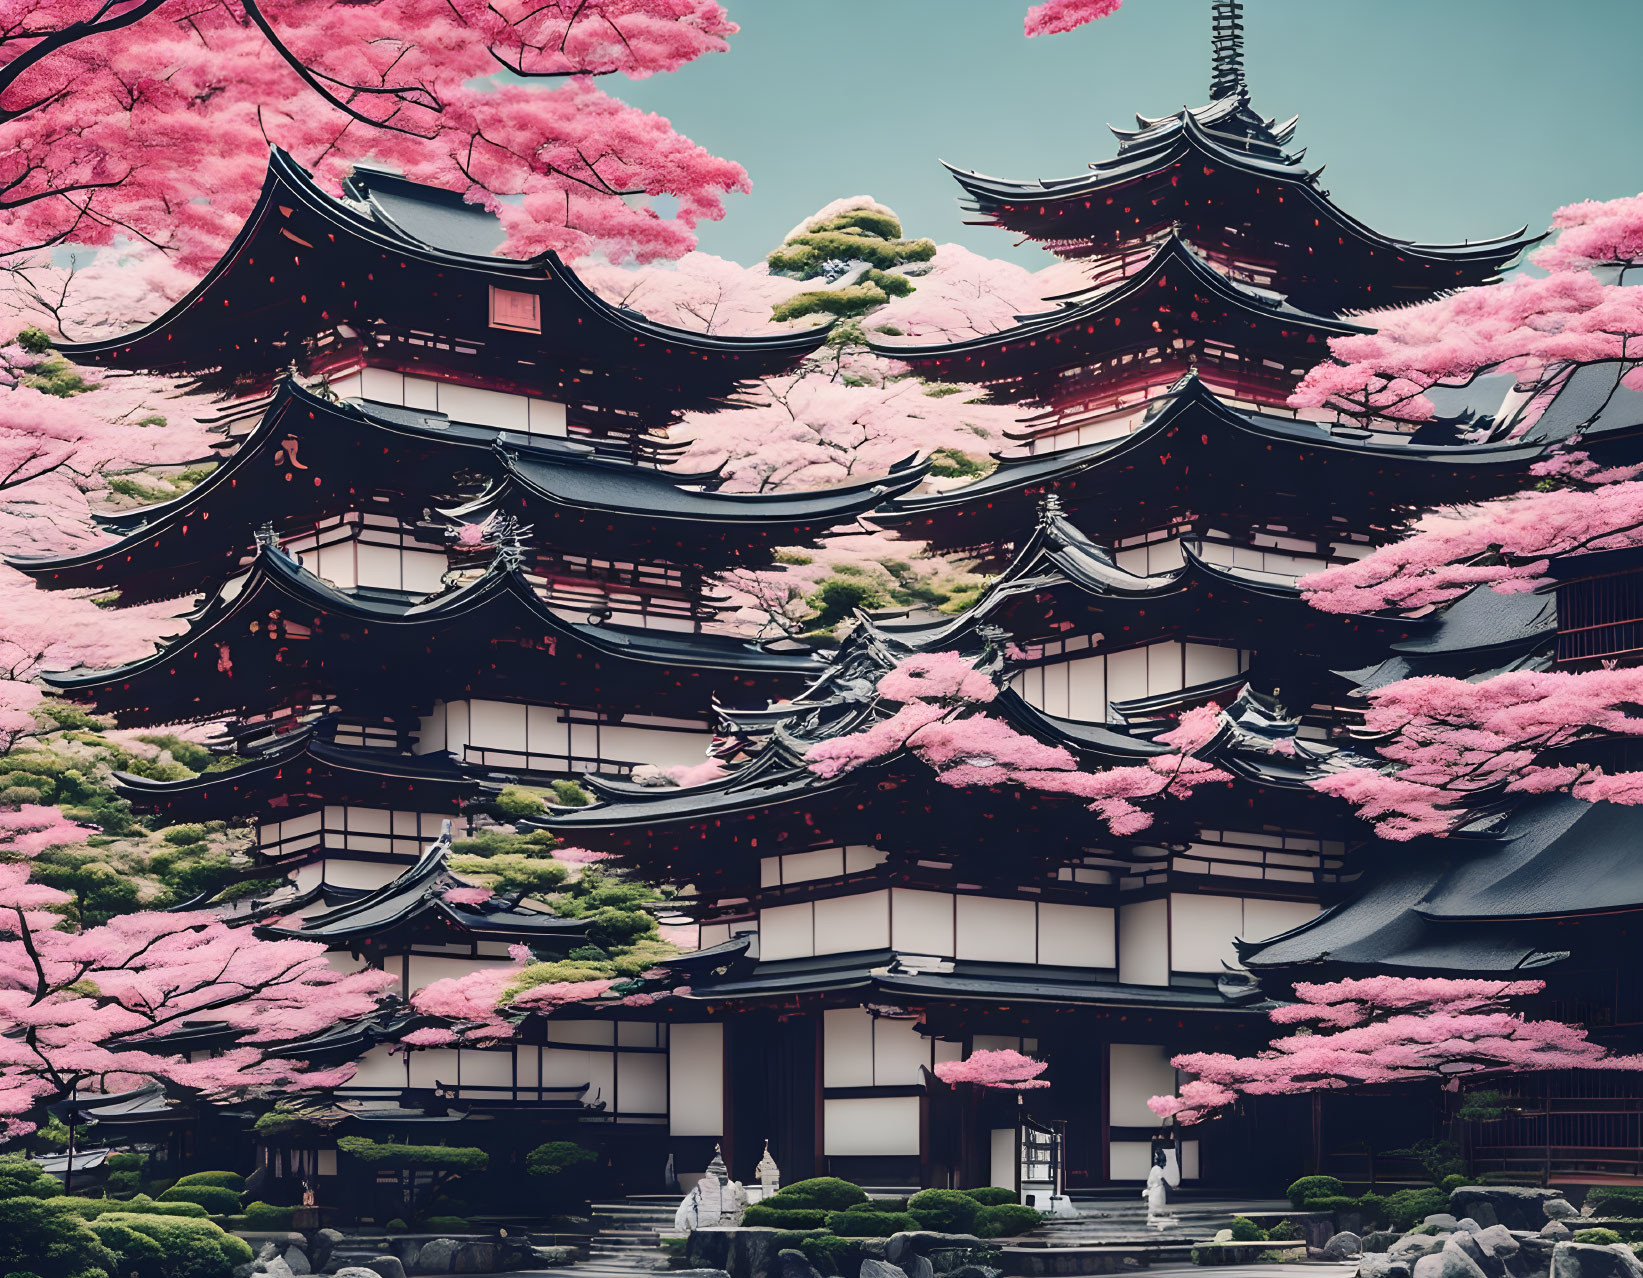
613,0,1643,267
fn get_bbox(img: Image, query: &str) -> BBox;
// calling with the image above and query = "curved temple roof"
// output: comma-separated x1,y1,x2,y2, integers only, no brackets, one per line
59,149,830,407
944,101,1537,311
873,374,1577,550
9,379,927,598
42,534,821,725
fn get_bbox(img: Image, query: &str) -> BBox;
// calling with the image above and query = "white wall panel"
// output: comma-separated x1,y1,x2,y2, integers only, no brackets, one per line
892,889,954,957
873,1017,932,1086
322,861,403,891
1109,1140,1154,1181
824,1097,920,1156
991,1128,1016,1190
823,1008,875,1088
1242,898,1322,948
1118,899,1169,986
759,902,813,961
408,1047,462,1088
1109,1043,1176,1126
548,1021,615,1046
542,1047,615,1108
617,1053,669,1115
1038,902,1117,968
956,896,1036,963
815,890,889,953
669,1023,723,1136
438,381,530,430
350,1045,408,1087
1169,894,1245,973
458,1049,515,1088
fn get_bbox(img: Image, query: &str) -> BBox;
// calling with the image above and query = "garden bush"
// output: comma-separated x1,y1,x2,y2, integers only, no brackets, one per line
826,1211,919,1238
964,1188,1019,1207
799,1235,862,1278
43,1196,207,1221
156,1185,240,1215
525,1141,596,1178
1441,1175,1468,1192
742,1204,830,1229
421,1217,472,1233
1588,1187,1643,1218
773,1178,869,1212
1229,1217,1266,1242
1386,1188,1449,1231
242,1202,293,1228
1286,1176,1345,1209
1354,1194,1390,1228
173,1172,244,1192
90,1211,253,1278
0,1156,60,1200
385,1219,408,1232
1577,1230,1625,1246
0,1197,117,1278
857,1199,910,1213
1267,1220,1302,1242
908,1188,981,1233
1300,1196,1359,1213
976,1204,1042,1239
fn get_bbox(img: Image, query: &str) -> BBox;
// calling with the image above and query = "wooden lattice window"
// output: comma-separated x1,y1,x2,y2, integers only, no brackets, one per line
1557,570,1643,665
489,286,541,333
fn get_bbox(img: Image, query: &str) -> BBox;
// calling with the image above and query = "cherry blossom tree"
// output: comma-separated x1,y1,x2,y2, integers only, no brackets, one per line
1530,192,1643,275
934,1047,1050,1090
0,808,397,1138
0,1,746,272
1147,977,1643,1125
1024,0,1123,37
804,652,1231,836
1313,669,1643,840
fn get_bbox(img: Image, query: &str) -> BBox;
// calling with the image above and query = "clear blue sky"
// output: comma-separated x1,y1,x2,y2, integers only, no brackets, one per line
613,0,1643,267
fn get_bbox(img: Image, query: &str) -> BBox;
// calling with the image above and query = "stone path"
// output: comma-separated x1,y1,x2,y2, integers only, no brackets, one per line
553,1196,678,1278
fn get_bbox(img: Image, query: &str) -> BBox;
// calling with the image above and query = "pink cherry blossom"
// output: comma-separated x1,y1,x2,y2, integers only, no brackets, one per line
934,1048,1051,1090
441,886,494,907
1311,668,1643,839
1023,0,1123,37
0,1,745,271
1532,193,1643,273
1148,977,1643,1125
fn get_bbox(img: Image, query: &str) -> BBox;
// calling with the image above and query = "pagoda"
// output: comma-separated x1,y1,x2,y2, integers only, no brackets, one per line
508,3,1612,1195
15,153,930,1144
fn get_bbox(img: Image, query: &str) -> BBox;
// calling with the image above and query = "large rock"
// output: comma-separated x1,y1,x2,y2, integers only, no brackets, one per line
1546,1203,1580,1222
1459,1223,1485,1236
313,1232,346,1273
1367,1234,1403,1255
261,1259,297,1278
1551,1243,1643,1278
366,1257,408,1278
1394,1236,1449,1261
413,1240,460,1275
1453,1190,1564,1233
778,1252,824,1278
335,1270,385,1278
1412,1241,1489,1278
1475,1227,1521,1264
1544,1225,1576,1243
391,1241,422,1272
1359,1258,1413,1278
452,1242,495,1275
1327,1234,1366,1261
689,1233,732,1273
1449,1231,1503,1278
904,1256,934,1278
670,1272,733,1278
1428,1217,1463,1233
528,1248,578,1268
944,1268,1000,1278
860,1262,908,1278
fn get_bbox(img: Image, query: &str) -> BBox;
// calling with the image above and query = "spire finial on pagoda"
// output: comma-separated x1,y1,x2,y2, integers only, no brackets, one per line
1210,0,1247,101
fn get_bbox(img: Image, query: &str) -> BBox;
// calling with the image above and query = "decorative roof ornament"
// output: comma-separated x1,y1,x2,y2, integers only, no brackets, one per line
255,522,280,551
1037,492,1065,525
1210,0,1247,102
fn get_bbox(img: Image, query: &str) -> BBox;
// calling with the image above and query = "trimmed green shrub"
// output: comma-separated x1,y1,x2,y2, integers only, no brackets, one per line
0,1157,61,1201
525,1141,596,1178
1577,1230,1625,1246
241,1202,292,1228
771,1233,828,1254
964,1188,1019,1207
1440,1175,1468,1193
743,1204,831,1229
1386,1187,1449,1231
799,1236,862,1278
385,1219,408,1233
1588,1187,1643,1218
858,1199,910,1214
827,1211,919,1238
421,1217,471,1233
2,1197,117,1278
173,1172,243,1192
1286,1175,1345,1209
42,1196,207,1221
156,1185,240,1215
774,1178,869,1212
908,1189,981,1233
1267,1220,1302,1242
1408,1225,1439,1237
1229,1217,1267,1242
1301,1196,1359,1213
160,825,209,847
89,1211,252,1278
976,1204,1042,1239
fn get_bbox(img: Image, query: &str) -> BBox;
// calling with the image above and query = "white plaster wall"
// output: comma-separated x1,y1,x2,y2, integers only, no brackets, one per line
1108,1044,1177,1126
1118,899,1170,986
823,1097,920,1157
669,1023,724,1137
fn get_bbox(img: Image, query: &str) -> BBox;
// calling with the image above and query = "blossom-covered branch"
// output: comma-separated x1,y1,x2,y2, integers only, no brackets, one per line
933,1047,1050,1090
1148,977,1643,1125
